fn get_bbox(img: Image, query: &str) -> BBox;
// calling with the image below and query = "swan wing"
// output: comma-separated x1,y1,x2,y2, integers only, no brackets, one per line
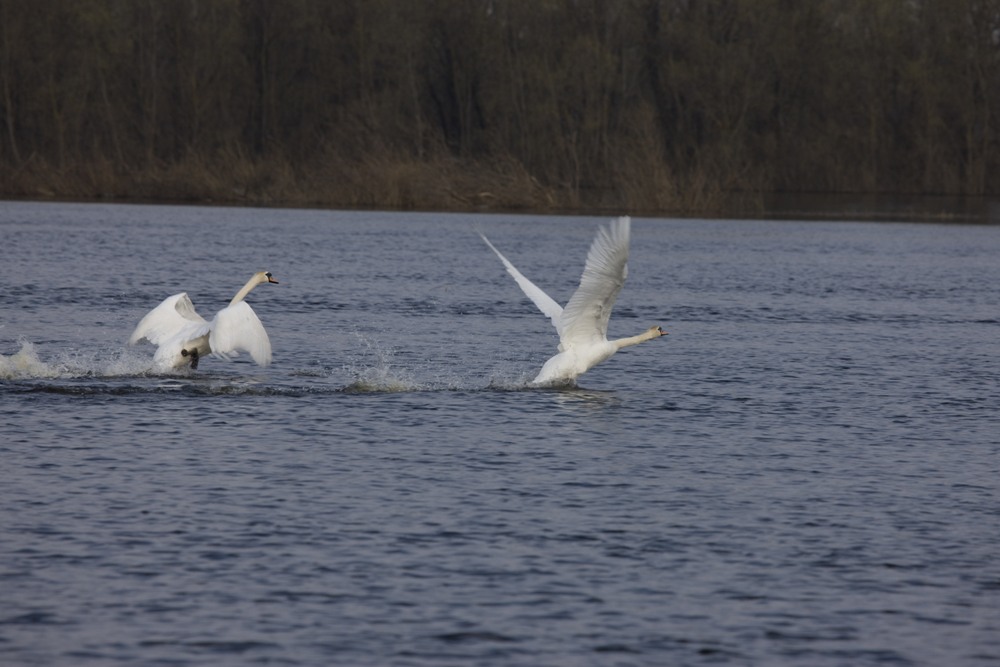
129,292,208,346
209,301,272,366
480,233,564,333
559,216,631,347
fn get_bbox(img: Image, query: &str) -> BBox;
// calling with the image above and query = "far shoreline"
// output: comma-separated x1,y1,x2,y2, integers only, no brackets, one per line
3,191,997,225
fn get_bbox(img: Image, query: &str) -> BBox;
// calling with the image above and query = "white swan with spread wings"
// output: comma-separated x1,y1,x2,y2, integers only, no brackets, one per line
129,271,279,371
481,217,666,385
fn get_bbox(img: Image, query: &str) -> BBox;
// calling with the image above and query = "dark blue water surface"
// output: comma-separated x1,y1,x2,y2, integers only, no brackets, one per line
1,201,998,666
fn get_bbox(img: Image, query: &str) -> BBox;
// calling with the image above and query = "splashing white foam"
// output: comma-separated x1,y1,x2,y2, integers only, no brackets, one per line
485,371,536,391
0,340,157,380
341,332,420,392
0,341,63,379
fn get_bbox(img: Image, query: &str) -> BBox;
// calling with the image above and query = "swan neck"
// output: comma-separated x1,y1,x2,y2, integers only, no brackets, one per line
612,329,658,350
229,275,261,307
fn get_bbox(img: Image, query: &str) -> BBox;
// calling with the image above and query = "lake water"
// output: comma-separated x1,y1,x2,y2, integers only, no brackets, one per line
1,201,998,666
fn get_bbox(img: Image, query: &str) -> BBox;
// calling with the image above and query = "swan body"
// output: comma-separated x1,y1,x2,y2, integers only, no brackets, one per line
129,271,279,370
481,216,666,385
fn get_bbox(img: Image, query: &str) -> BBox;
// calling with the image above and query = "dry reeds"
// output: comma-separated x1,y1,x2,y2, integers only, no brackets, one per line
0,145,744,215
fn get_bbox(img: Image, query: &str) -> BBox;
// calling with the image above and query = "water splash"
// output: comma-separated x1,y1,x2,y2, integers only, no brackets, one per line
0,340,62,379
484,370,536,391
341,332,421,393
0,339,156,380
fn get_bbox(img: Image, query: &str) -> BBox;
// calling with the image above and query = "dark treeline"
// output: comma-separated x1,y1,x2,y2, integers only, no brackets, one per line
1,0,999,214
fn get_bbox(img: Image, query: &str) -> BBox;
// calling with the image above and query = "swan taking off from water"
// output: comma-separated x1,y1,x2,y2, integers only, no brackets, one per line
129,271,279,371
481,216,666,385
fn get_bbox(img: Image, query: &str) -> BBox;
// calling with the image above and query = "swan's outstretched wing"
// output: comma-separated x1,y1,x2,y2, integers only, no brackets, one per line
209,301,272,366
480,233,564,334
129,293,208,346
559,216,631,346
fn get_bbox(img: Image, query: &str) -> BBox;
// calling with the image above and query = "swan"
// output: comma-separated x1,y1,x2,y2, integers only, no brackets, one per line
129,271,279,371
481,216,666,385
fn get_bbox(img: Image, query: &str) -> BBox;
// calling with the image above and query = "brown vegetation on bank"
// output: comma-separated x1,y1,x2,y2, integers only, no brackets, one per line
1,1,998,215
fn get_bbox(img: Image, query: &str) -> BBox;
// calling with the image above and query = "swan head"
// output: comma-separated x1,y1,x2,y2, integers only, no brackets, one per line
229,271,279,307
649,325,667,338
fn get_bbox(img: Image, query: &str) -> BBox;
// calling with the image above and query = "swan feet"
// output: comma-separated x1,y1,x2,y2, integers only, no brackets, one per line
181,348,200,369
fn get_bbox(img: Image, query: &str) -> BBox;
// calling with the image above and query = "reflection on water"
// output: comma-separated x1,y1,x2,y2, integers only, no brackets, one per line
763,191,1000,223
544,386,623,408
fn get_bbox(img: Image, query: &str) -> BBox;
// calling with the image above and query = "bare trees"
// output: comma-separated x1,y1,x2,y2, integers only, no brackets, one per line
1,0,997,211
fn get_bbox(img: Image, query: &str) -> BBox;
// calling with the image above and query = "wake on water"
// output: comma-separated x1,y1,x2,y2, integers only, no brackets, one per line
0,340,156,381
1,337,539,394
341,332,421,393
338,330,534,393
